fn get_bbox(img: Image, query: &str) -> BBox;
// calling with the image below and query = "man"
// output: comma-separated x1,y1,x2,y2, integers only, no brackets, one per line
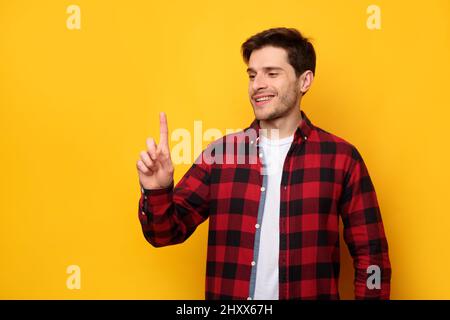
136,27,391,300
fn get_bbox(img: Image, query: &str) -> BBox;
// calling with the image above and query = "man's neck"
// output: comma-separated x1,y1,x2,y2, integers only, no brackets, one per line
259,108,303,139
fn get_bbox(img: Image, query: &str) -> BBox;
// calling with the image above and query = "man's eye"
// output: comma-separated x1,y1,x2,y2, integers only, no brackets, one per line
249,75,255,79
269,73,278,76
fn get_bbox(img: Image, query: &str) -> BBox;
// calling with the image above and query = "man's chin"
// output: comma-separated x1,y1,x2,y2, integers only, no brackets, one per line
254,110,278,121
253,107,269,119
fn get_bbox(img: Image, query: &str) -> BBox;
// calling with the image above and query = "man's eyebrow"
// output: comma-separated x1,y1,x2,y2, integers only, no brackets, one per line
246,67,284,73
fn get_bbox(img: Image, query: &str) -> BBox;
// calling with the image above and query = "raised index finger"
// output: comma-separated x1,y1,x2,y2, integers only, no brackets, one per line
159,112,169,149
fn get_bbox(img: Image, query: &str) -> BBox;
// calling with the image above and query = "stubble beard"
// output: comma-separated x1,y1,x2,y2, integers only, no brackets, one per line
255,92,298,121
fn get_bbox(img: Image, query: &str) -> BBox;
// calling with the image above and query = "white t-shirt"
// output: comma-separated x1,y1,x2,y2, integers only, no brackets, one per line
254,133,294,300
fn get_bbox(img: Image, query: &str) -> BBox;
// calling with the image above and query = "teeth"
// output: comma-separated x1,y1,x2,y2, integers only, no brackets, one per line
255,96,274,102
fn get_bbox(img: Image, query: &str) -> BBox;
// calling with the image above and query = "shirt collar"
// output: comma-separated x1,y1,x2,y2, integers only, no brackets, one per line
247,109,314,142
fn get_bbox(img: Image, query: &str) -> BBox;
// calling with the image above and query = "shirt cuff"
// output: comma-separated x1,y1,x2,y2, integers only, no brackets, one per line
140,182,174,196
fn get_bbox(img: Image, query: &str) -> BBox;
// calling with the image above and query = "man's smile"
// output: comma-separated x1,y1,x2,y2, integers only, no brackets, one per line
253,94,276,106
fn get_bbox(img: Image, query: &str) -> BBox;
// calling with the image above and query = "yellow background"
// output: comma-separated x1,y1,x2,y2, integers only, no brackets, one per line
1,0,449,299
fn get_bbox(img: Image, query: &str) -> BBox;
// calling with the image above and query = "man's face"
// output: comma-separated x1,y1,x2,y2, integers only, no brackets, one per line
247,46,302,121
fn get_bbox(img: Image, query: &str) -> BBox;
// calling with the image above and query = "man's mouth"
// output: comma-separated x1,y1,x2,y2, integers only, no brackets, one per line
253,95,275,107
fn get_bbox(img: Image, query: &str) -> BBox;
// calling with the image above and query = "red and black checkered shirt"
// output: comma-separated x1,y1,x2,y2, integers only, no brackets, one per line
138,110,391,299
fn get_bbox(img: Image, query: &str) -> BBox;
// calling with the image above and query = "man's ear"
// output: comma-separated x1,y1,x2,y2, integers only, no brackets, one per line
299,70,314,94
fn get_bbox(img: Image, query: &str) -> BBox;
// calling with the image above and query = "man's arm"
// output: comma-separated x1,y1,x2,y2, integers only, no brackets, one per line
339,146,392,299
136,112,211,247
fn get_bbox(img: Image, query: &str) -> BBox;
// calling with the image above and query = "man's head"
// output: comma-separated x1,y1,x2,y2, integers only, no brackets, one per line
241,27,316,121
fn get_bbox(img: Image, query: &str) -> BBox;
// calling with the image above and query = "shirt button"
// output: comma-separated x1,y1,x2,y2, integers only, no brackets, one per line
251,261,256,266
255,223,260,229
304,136,308,140
250,140,254,144
259,152,263,158
260,187,265,192
284,186,287,190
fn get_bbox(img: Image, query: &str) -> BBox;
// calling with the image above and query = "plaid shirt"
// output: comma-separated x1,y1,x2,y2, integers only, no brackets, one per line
138,110,391,299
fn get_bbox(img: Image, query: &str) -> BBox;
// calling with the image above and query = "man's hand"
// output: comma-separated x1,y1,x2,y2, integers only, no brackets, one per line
136,112,174,190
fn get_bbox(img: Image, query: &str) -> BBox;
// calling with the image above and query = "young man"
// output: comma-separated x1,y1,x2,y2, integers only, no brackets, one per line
136,27,391,300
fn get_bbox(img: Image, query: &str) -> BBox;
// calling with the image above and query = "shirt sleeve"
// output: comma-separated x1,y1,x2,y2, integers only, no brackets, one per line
339,146,392,299
137,151,211,247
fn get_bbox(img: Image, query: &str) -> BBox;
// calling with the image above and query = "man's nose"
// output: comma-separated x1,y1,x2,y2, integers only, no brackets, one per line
251,74,268,92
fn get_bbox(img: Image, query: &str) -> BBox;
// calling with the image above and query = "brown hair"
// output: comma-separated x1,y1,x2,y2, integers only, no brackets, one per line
241,27,316,78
